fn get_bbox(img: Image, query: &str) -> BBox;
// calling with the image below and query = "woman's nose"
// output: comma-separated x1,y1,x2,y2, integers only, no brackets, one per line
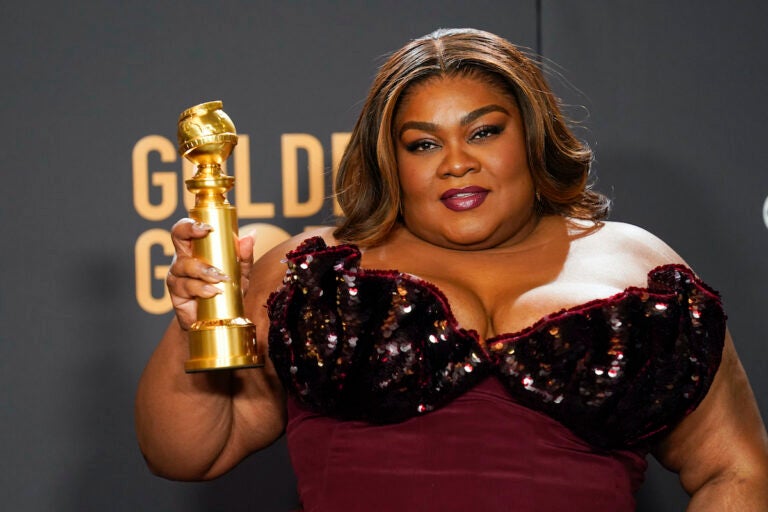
438,145,480,177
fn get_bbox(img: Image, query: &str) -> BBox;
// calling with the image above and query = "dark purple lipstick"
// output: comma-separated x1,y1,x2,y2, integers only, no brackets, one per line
440,186,489,211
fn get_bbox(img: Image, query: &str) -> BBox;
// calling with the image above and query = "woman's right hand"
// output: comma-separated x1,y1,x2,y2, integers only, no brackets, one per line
166,218,255,330
138,220,296,479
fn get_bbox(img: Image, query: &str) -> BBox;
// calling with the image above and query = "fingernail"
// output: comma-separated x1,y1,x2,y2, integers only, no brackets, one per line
194,222,213,231
206,267,230,280
203,284,223,295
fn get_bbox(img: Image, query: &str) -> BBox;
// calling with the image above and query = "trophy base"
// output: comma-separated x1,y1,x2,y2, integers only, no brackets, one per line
185,320,265,373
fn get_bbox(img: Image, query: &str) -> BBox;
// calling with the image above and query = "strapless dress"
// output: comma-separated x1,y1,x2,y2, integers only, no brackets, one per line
267,237,725,511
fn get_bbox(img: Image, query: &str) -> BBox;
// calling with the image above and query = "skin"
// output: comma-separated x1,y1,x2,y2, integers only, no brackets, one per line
135,75,768,509
394,76,538,252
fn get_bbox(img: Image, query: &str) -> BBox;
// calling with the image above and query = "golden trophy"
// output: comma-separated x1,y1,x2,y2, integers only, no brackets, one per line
177,101,264,372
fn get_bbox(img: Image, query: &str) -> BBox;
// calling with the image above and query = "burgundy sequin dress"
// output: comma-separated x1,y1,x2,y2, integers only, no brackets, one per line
267,237,726,511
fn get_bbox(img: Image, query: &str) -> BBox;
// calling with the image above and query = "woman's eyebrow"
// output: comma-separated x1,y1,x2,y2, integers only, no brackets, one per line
398,104,510,137
398,121,437,137
461,104,510,125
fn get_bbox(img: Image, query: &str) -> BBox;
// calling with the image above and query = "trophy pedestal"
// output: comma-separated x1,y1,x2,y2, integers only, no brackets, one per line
185,319,264,372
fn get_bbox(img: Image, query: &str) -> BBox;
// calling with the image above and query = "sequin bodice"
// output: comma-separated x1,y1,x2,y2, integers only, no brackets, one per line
267,237,725,450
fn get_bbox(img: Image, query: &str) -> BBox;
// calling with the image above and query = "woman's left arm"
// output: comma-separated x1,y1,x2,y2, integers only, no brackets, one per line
654,330,768,510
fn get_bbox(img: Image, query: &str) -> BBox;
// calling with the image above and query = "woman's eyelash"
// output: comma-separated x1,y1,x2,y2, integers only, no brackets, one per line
471,125,502,139
404,125,503,152
406,140,437,152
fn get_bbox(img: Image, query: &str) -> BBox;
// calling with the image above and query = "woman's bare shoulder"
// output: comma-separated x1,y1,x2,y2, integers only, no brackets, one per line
249,226,338,296
583,220,687,267
561,219,690,288
259,226,337,259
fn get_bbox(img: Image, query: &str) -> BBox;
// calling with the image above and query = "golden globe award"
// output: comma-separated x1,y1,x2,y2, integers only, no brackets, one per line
177,101,264,372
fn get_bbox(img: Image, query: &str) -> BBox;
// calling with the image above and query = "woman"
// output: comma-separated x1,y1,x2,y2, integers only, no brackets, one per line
136,28,768,510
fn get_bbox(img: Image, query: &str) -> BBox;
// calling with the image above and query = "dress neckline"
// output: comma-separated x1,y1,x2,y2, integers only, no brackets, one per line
320,237,715,347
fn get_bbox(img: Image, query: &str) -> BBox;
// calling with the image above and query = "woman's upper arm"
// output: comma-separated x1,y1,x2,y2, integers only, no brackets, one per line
653,330,768,495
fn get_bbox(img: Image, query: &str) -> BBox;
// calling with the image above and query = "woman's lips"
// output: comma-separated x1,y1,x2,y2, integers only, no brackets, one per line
440,186,489,211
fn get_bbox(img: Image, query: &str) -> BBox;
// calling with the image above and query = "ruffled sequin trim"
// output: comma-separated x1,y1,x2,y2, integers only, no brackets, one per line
267,238,726,449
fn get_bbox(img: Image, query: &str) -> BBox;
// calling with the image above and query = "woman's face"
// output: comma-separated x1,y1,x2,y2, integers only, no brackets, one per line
393,74,537,251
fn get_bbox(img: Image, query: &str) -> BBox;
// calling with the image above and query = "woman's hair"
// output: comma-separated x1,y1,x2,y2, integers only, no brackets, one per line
333,28,610,247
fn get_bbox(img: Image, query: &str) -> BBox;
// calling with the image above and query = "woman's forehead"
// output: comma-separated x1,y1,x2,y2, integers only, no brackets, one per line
394,74,520,122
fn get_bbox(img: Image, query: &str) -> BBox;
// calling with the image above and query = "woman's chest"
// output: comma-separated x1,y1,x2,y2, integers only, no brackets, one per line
356,222,656,339
411,269,626,339
361,251,625,339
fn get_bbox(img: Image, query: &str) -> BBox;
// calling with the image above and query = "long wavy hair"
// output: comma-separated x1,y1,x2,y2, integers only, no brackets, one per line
334,28,609,247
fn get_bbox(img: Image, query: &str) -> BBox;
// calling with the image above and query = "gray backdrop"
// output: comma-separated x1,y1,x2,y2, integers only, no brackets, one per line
2,1,765,510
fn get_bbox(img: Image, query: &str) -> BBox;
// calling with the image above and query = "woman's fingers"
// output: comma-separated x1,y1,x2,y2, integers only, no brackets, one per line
167,272,223,300
167,218,228,330
170,218,213,256
237,231,256,293
166,219,255,328
168,256,230,284
166,271,223,330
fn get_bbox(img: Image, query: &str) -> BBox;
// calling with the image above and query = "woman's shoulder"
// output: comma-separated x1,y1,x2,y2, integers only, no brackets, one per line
248,226,338,296
560,219,690,289
264,226,337,256
255,225,336,264
579,219,687,266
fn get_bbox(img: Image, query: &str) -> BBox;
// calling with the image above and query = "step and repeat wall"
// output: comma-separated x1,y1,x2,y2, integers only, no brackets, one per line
3,2,765,510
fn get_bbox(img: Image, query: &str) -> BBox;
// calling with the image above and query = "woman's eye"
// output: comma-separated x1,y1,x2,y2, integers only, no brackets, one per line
471,125,502,140
406,140,438,152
